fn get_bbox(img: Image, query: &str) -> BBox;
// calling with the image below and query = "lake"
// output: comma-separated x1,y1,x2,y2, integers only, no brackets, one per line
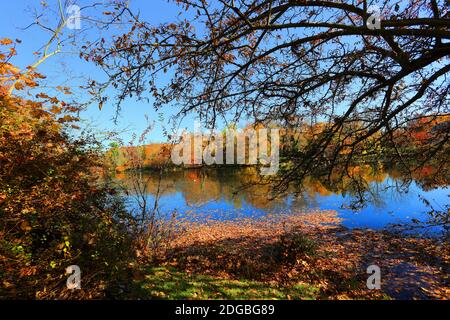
116,166,449,236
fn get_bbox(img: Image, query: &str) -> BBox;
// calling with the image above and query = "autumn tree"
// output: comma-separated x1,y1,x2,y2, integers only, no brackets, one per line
85,0,449,194
0,40,133,299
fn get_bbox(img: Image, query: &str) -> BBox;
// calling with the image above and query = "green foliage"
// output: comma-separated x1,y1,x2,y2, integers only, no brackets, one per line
134,266,319,300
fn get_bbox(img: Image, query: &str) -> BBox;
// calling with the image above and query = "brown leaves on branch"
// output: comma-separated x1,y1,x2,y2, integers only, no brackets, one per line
0,42,133,299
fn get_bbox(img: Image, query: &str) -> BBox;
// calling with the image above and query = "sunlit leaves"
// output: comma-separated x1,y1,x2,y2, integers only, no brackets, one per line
0,45,133,299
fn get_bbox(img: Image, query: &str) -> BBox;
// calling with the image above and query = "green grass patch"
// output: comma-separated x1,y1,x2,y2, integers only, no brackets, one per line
134,266,319,300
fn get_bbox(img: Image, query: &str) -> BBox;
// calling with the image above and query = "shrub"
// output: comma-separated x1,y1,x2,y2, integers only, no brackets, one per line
277,231,317,265
0,41,134,299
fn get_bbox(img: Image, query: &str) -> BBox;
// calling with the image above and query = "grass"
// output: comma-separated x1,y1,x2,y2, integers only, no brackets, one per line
133,266,320,300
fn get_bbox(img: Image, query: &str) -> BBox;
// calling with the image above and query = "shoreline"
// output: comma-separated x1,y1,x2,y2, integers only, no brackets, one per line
131,210,449,300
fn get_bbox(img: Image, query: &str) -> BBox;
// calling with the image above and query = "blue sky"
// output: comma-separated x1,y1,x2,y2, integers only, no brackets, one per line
2,1,411,145
1,0,193,144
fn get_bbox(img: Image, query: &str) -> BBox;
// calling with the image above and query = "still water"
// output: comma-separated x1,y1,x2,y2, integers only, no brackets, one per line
117,167,448,234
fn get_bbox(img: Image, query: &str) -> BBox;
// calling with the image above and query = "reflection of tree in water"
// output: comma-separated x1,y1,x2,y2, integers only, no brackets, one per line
116,162,448,213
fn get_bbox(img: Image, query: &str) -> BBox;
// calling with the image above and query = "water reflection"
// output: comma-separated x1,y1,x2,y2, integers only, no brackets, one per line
115,166,448,232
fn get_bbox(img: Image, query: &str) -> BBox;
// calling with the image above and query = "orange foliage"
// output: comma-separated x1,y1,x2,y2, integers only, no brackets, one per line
0,40,133,299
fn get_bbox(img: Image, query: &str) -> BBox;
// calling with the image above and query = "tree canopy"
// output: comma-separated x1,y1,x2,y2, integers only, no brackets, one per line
86,0,449,192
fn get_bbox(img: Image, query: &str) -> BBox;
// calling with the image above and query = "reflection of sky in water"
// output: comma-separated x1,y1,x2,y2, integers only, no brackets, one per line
125,176,448,234
309,182,448,230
